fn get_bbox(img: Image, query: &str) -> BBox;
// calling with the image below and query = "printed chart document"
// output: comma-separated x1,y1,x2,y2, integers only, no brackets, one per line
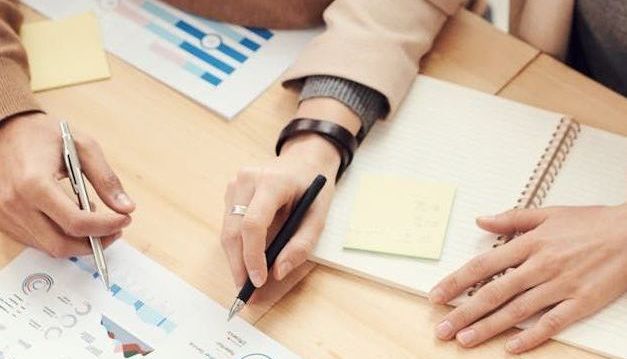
22,0,320,119
0,241,299,359
21,13,111,91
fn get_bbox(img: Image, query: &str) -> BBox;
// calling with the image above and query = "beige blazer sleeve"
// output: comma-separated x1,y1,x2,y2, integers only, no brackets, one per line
282,0,465,116
0,0,41,121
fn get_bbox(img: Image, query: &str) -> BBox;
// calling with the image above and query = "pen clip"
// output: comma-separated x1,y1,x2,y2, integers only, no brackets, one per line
60,122,80,195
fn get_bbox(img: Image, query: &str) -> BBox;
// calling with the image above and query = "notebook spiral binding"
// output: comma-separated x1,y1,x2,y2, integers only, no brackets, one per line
467,117,581,296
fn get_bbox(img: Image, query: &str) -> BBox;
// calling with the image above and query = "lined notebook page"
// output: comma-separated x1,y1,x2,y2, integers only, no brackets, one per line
312,75,563,294
541,126,627,359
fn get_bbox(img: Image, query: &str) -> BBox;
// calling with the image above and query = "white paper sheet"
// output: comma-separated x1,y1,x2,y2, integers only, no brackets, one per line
22,0,320,119
0,241,299,359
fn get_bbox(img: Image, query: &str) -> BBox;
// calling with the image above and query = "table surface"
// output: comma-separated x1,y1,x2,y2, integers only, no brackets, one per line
4,5,625,358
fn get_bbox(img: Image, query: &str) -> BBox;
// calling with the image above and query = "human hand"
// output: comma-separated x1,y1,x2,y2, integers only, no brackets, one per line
0,113,135,257
430,205,627,354
221,134,340,288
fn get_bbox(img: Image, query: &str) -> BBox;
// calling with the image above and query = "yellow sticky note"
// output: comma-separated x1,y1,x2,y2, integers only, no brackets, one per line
21,13,110,92
344,175,456,259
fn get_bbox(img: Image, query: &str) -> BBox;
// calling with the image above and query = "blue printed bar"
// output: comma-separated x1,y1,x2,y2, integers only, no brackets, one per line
142,1,248,63
144,21,234,74
195,17,262,51
245,26,274,40
176,21,247,63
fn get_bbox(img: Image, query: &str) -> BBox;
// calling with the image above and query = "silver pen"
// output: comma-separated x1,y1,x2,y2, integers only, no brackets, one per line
60,121,110,290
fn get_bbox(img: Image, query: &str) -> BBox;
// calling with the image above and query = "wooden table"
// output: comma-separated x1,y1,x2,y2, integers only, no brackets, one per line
5,5,625,358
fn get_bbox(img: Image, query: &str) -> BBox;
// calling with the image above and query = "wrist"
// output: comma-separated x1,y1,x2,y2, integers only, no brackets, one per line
281,133,342,174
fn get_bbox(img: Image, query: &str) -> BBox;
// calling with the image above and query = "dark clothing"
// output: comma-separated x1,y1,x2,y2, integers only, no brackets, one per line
567,0,627,96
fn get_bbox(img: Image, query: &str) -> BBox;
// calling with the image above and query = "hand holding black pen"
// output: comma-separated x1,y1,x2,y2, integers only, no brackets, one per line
227,174,327,320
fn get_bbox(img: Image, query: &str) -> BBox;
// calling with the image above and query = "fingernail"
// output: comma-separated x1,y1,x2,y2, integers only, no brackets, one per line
429,288,445,304
278,261,293,280
456,328,476,346
436,320,453,339
505,338,522,353
115,193,134,208
476,215,496,222
249,270,264,287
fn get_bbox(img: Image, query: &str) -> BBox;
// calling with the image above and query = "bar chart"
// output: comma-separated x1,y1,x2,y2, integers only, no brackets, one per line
22,0,320,118
69,257,177,335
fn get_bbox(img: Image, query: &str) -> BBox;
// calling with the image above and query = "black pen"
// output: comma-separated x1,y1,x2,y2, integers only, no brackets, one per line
227,174,327,321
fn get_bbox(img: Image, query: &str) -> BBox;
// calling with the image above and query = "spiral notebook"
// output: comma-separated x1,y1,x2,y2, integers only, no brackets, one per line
312,76,627,358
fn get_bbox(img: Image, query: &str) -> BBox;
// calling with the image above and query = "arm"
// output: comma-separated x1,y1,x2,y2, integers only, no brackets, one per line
221,0,465,289
0,0,41,121
0,2,135,256
165,0,333,29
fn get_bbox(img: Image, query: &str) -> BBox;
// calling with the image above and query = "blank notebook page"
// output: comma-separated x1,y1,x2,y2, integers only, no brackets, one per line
312,75,563,294
541,125,627,358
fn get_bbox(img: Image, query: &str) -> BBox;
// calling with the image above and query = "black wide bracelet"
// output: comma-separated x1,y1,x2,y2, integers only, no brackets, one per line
275,118,358,181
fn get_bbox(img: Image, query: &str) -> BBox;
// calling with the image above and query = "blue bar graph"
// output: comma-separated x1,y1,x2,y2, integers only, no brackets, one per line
70,257,177,335
115,0,276,90
195,17,262,51
141,1,248,63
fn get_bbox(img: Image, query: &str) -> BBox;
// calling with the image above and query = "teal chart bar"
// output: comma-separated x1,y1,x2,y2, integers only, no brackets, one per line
69,257,177,334
114,0,276,88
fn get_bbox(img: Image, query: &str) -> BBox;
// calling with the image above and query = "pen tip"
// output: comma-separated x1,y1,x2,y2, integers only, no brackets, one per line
102,273,110,291
227,298,245,321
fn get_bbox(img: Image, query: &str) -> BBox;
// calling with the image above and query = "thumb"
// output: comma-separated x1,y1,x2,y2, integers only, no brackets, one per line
77,137,135,214
476,207,555,234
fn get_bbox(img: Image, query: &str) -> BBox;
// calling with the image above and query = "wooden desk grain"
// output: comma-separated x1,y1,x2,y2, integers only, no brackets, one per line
499,54,627,136
2,5,606,359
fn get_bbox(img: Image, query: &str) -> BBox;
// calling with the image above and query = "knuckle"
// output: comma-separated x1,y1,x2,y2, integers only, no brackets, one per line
542,312,564,332
441,276,460,297
101,173,122,190
290,240,313,260
46,242,70,258
508,300,531,321
0,189,19,208
467,255,490,278
220,229,239,247
241,216,263,233
64,217,89,237
451,306,472,326
17,173,46,194
236,166,258,182
479,285,505,307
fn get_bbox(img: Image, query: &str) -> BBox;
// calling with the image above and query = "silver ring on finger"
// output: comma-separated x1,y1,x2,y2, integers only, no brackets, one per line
230,205,248,216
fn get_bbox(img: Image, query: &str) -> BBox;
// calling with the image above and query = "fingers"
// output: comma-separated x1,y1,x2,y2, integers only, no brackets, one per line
30,211,122,258
436,262,546,341
221,177,254,288
272,205,325,280
241,182,293,287
430,235,533,304
452,282,561,348
76,136,135,214
505,299,581,354
476,207,557,235
34,181,131,238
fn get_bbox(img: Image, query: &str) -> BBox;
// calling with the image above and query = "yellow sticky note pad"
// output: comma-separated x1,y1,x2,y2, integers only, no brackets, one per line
21,13,110,92
344,175,456,259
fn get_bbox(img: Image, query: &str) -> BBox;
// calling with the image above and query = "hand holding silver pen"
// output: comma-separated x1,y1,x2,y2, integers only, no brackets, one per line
0,114,134,266
60,121,129,289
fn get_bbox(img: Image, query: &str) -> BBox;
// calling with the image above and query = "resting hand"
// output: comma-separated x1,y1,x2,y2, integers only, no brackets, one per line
429,205,627,354
221,134,340,288
0,113,135,257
